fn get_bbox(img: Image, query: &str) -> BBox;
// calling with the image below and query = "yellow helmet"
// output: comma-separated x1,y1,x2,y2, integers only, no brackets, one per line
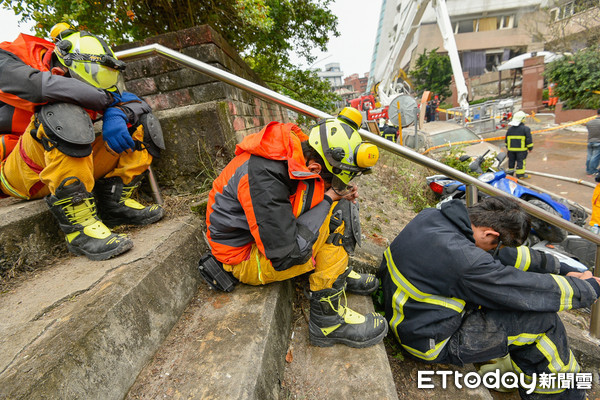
53,29,125,91
308,107,379,191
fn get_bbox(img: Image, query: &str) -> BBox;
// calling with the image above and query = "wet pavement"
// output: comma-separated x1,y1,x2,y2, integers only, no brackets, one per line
487,123,594,216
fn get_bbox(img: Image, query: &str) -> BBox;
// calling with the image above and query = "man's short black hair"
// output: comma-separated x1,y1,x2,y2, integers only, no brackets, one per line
467,196,531,247
596,108,600,115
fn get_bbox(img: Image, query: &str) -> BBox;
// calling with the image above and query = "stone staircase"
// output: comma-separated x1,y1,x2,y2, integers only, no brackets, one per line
1,198,599,400
0,198,401,400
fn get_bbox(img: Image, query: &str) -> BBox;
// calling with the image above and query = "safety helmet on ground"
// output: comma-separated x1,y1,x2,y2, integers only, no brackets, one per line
308,107,379,191
51,23,125,91
508,110,528,126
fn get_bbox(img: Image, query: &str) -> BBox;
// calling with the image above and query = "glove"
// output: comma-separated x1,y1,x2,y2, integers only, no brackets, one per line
109,91,142,106
102,107,135,153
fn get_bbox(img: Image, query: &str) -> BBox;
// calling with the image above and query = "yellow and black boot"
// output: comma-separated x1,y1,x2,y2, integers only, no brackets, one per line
94,175,164,228
345,267,379,295
308,270,388,348
46,177,133,261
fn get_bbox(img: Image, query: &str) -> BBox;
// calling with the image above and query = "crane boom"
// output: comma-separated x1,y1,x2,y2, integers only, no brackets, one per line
376,0,469,114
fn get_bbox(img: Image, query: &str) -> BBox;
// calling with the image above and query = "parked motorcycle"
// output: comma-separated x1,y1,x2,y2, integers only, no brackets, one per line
427,150,588,243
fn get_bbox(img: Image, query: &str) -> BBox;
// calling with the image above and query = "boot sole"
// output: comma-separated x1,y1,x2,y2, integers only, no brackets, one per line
309,323,388,348
345,286,379,296
67,240,134,261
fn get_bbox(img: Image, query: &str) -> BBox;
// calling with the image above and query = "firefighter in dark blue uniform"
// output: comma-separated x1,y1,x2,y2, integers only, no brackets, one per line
379,196,600,399
505,111,533,178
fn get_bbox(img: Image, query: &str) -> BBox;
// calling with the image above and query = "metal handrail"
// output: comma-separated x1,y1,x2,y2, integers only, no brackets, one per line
115,43,600,338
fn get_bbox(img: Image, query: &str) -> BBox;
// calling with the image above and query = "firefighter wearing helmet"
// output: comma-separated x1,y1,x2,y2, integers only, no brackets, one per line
505,110,533,178
206,107,387,348
0,23,165,261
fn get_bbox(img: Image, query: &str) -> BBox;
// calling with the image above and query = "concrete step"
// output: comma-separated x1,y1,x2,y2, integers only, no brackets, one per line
281,286,399,400
0,213,206,400
125,278,400,400
0,198,64,278
126,281,294,399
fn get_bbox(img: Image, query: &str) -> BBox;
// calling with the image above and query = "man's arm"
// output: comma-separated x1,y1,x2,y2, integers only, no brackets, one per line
242,156,331,271
525,126,533,151
0,49,112,112
457,253,599,312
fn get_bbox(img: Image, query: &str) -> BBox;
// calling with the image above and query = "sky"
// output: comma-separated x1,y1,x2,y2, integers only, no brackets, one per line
0,1,381,77
299,0,382,77
0,7,35,42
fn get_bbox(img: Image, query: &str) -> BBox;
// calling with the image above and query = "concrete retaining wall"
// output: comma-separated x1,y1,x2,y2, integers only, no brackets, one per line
113,25,290,193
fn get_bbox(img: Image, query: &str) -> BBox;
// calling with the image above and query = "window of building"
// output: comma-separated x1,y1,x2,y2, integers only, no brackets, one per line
455,19,474,33
550,1,575,20
454,15,516,33
498,15,515,29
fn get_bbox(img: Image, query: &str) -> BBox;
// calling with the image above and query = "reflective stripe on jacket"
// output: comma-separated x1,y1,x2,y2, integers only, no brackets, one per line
379,200,598,361
206,122,327,270
505,123,533,151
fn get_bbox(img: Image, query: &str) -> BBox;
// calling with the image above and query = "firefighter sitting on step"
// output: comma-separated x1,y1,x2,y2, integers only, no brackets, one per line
205,107,388,348
379,196,600,400
0,23,165,261
505,110,533,179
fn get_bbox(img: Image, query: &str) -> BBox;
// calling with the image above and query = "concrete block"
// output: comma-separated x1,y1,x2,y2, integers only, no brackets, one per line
125,282,294,400
0,198,63,279
282,293,399,400
152,101,236,193
0,215,205,400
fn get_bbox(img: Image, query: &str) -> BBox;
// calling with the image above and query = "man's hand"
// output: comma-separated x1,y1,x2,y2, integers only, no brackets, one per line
567,270,600,285
102,107,135,154
325,184,359,203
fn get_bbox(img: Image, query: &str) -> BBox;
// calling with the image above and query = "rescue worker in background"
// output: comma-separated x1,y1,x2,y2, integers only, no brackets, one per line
505,110,533,179
382,120,398,142
378,196,600,399
206,108,388,348
0,23,165,261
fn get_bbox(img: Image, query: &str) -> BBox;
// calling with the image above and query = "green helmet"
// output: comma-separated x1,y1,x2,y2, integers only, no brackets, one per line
308,107,379,191
53,29,125,91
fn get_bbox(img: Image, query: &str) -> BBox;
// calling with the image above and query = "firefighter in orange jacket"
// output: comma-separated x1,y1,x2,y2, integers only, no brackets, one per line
0,23,164,261
206,108,388,348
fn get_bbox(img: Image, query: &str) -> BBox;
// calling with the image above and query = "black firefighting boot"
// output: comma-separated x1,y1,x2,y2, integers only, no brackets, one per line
94,175,164,228
308,269,388,348
46,177,133,261
345,267,379,295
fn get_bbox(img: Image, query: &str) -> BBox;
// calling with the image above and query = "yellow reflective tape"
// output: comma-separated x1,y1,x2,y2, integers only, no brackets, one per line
550,275,573,311
402,338,450,361
514,246,531,271
384,248,465,313
256,252,263,284
0,163,29,199
390,291,409,342
508,332,542,346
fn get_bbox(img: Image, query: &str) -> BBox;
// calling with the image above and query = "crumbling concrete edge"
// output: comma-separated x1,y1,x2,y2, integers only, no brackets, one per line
0,215,206,400
252,280,294,400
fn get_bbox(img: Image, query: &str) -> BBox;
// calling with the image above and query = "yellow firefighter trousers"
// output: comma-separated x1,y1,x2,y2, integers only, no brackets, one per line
223,204,348,292
0,119,152,199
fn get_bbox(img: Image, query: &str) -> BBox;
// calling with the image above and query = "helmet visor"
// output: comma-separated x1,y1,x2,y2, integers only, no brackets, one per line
69,61,120,90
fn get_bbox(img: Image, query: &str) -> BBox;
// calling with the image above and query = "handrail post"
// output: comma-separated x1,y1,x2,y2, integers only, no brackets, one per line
590,244,600,338
465,184,478,206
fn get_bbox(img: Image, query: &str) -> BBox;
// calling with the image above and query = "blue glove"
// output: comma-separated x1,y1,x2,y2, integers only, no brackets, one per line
110,91,142,106
102,107,135,153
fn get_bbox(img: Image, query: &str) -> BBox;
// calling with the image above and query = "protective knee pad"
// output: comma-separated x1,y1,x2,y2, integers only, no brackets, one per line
137,112,165,158
33,103,95,157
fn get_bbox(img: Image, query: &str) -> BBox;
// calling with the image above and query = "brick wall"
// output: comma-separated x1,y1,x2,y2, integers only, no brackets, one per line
113,25,290,193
